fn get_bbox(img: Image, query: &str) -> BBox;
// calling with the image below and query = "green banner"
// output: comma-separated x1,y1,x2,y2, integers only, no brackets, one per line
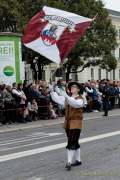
0,33,24,84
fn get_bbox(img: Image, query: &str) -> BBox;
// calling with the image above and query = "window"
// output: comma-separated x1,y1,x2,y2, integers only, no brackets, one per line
91,68,94,79
98,69,101,80
113,69,115,80
50,70,55,81
119,29,120,39
110,71,112,80
119,48,120,59
111,49,115,57
106,70,108,79
42,70,45,81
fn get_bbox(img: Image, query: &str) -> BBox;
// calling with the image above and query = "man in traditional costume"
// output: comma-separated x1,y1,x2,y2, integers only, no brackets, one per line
50,82,84,171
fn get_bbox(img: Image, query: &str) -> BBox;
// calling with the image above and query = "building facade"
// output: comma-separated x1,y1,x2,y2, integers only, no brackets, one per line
80,9,120,82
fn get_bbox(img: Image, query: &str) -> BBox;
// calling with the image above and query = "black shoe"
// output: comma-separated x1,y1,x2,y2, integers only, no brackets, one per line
71,161,82,166
102,114,108,116
8,121,12,124
65,163,71,171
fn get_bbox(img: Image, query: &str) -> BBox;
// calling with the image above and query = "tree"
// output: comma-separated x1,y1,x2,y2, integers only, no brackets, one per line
0,0,18,32
62,0,117,80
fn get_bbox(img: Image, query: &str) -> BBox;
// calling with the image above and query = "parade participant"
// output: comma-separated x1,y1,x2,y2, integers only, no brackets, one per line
50,82,84,171
99,81,110,116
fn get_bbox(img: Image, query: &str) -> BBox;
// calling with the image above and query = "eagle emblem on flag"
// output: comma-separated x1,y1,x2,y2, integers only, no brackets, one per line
41,25,58,46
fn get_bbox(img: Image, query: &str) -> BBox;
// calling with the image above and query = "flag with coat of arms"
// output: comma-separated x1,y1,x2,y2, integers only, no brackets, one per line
23,6,92,64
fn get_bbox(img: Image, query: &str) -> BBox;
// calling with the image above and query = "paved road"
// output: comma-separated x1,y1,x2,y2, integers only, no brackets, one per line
0,114,120,180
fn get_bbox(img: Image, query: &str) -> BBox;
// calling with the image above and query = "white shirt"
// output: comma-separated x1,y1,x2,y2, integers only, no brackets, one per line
85,87,93,93
12,88,26,104
50,91,83,108
12,88,22,96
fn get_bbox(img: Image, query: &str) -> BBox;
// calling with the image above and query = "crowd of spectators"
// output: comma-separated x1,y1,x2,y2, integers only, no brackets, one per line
0,79,120,125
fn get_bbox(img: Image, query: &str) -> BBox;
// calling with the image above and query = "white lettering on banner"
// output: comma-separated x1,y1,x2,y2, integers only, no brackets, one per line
0,41,14,60
0,44,14,57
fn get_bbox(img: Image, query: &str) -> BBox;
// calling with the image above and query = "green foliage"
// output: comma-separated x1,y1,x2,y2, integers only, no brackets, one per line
0,0,118,73
101,54,117,70
0,0,18,31
64,0,117,73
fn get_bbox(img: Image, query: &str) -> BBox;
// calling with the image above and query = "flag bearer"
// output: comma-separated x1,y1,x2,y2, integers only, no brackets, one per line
50,82,84,171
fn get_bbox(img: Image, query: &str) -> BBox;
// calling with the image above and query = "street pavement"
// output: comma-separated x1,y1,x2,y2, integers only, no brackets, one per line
0,109,120,180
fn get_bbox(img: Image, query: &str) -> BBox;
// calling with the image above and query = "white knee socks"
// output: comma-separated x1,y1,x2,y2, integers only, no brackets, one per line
67,150,75,164
67,148,81,164
75,148,81,162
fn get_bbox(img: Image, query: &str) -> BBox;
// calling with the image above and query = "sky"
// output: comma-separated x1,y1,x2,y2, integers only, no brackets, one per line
102,0,120,11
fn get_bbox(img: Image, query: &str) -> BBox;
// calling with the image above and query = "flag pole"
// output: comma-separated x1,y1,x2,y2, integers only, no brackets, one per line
92,13,99,21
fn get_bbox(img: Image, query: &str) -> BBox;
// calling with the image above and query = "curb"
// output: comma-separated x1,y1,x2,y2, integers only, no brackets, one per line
0,119,64,134
0,111,120,134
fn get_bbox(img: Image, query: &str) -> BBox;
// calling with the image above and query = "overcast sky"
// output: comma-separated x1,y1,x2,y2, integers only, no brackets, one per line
102,0,120,11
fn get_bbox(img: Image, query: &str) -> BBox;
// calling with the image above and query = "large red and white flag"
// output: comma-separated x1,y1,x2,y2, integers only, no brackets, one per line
23,6,92,64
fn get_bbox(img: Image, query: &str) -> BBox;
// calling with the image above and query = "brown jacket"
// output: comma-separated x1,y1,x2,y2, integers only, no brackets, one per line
63,96,83,130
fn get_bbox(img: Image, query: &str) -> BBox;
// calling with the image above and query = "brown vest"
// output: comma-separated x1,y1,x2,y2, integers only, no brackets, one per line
63,96,83,130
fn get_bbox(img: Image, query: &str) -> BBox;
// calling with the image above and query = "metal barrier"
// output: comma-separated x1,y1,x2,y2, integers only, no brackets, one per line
0,103,59,123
